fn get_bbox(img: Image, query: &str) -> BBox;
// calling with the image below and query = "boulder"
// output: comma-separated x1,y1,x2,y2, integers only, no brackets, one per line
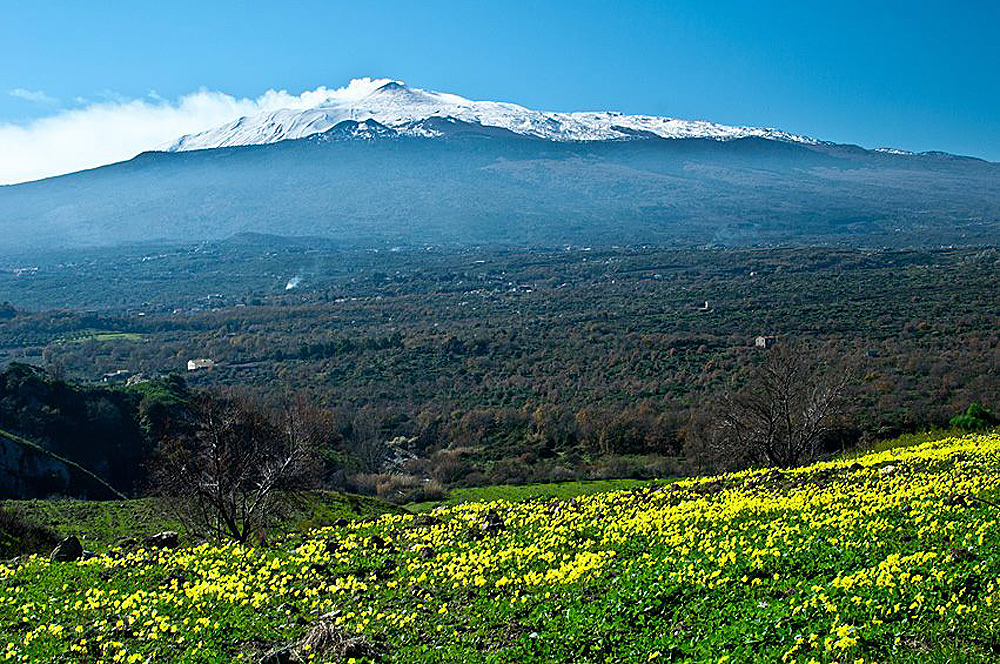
257,647,298,664
412,515,442,528
945,494,974,508
114,537,139,551
143,531,179,549
480,509,505,536
50,536,83,563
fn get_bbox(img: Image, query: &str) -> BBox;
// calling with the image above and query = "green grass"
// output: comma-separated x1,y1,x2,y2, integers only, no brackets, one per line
5,432,1000,662
841,427,979,459
3,490,402,553
55,330,145,343
406,478,669,512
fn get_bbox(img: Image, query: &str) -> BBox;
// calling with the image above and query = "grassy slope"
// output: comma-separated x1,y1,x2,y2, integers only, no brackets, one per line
5,432,1000,662
406,478,665,512
841,427,973,459
3,491,402,553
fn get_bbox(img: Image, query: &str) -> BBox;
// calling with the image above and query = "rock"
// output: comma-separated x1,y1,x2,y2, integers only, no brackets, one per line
143,531,179,549
949,548,976,563
480,509,505,536
878,465,899,476
114,537,139,551
848,462,864,472
299,620,382,660
945,494,973,508
257,647,298,664
50,536,83,563
333,518,349,528
324,538,341,555
412,515,441,528
418,546,435,560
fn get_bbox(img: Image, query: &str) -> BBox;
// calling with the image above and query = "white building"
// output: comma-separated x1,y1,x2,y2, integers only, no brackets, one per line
187,358,215,371
754,335,778,349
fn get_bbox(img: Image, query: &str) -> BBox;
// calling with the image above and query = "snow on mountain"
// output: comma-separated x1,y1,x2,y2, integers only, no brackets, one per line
166,78,818,151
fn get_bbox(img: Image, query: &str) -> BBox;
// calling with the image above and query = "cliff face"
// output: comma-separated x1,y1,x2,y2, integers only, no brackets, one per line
0,364,186,498
0,432,118,499
0,433,71,498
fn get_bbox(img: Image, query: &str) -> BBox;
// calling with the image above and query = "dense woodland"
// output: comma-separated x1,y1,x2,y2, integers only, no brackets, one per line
2,242,1000,499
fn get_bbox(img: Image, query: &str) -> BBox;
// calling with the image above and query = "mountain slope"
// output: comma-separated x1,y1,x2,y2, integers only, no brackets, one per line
0,121,998,254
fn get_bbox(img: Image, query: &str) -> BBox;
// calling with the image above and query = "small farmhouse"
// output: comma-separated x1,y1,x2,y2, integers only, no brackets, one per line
754,335,778,349
187,358,215,371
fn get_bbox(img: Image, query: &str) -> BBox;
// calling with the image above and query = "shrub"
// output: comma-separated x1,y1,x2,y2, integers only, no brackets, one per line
950,403,999,431
371,474,446,504
430,450,473,485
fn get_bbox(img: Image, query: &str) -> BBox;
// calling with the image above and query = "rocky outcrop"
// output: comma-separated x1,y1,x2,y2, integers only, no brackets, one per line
0,433,72,499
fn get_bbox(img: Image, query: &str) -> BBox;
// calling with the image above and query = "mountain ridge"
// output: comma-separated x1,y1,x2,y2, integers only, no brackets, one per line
166,77,819,152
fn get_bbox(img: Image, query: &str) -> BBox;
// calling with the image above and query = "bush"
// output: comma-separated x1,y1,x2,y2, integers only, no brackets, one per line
352,473,446,504
950,403,999,431
430,450,473,485
379,474,446,504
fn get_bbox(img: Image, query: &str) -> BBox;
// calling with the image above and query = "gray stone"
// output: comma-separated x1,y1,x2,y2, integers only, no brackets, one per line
50,536,83,562
143,531,179,549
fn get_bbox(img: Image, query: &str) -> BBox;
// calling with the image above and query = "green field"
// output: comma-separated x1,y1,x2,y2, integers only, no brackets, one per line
2,491,401,555
4,432,1000,662
55,331,146,344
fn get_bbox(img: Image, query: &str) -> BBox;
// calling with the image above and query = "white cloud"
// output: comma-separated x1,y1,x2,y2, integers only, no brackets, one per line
0,79,396,185
9,88,58,104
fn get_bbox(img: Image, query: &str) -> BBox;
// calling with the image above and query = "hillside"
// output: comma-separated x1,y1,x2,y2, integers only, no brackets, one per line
3,432,999,662
1,125,998,254
0,491,402,558
0,364,190,499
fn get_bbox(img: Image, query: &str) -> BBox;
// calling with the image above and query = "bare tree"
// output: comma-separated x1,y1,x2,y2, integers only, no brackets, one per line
697,343,856,469
347,408,388,474
154,391,319,542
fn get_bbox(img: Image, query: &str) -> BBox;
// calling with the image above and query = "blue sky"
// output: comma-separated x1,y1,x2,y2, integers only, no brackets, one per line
1,0,997,182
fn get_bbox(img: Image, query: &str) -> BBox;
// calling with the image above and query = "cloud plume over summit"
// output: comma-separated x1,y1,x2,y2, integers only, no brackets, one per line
0,79,396,185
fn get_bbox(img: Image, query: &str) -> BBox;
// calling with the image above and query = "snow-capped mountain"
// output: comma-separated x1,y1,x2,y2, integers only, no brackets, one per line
167,77,818,151
4,77,997,254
